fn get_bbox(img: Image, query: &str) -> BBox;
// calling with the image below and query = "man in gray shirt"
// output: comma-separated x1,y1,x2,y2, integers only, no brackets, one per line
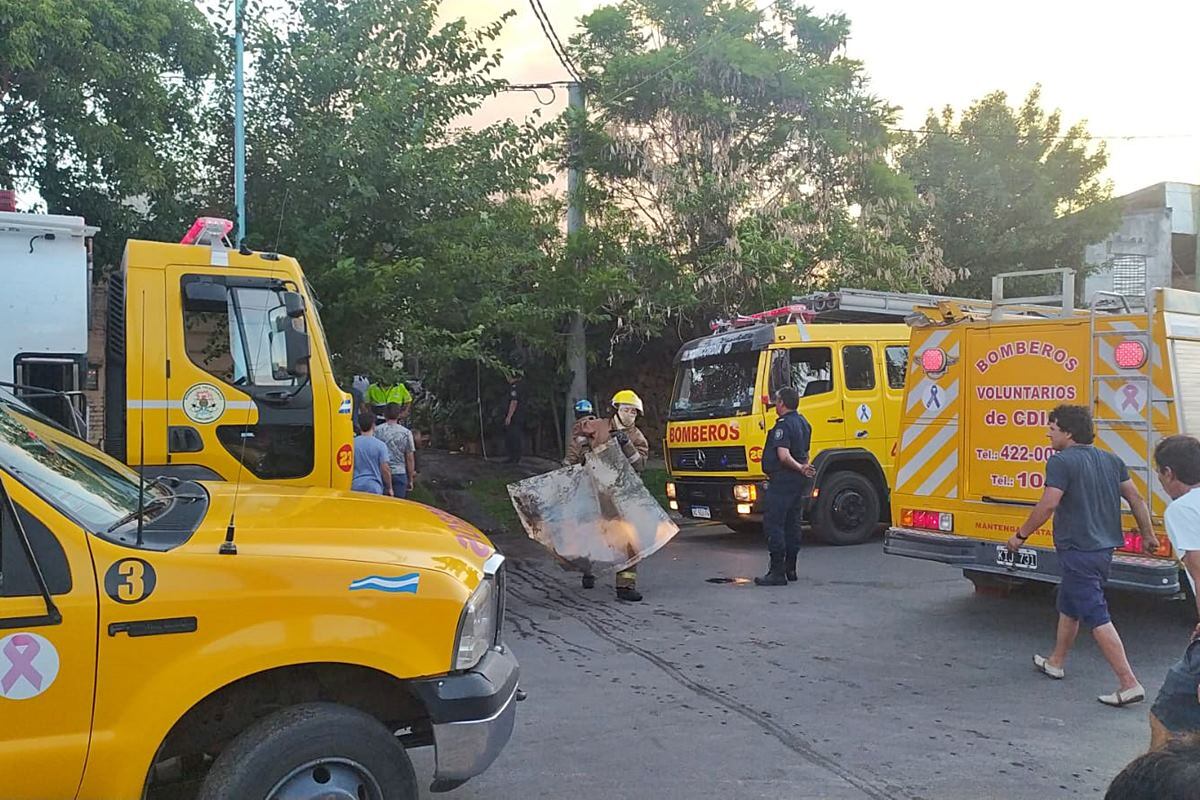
1007,405,1159,707
376,402,415,498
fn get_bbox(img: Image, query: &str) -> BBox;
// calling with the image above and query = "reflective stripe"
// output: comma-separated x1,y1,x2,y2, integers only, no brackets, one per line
126,400,255,412
896,424,958,491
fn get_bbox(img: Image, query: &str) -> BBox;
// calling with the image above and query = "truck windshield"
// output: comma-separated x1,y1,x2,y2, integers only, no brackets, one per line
0,390,167,531
670,352,760,420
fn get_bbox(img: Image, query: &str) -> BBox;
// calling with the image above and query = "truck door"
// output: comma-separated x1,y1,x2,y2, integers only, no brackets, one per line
881,342,909,474
0,476,98,798
839,343,888,465
167,270,328,486
766,345,844,455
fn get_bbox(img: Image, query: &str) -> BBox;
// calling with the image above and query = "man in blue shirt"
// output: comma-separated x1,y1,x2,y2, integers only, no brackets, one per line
351,411,393,496
1007,404,1157,706
756,386,816,587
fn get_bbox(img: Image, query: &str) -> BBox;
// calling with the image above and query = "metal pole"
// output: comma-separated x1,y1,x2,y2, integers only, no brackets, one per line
564,83,587,443
234,0,246,247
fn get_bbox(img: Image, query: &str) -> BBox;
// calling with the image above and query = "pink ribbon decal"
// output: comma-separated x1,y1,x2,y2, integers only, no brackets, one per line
2,634,43,694
1121,384,1140,410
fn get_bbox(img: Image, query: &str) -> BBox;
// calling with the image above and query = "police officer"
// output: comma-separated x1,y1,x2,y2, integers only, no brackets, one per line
755,386,815,587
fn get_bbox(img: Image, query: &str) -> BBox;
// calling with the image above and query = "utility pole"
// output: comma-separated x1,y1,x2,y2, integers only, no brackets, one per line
233,0,246,247
564,82,587,442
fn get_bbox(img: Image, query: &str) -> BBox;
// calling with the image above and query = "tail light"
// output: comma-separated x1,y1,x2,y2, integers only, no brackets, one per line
1118,531,1171,557
902,508,953,532
919,348,947,375
1113,340,1147,369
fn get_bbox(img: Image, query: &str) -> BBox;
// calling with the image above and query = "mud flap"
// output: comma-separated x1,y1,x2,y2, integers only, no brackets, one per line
507,442,679,575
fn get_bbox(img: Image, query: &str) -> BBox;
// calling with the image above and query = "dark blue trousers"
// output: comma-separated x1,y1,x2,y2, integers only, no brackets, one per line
763,476,809,559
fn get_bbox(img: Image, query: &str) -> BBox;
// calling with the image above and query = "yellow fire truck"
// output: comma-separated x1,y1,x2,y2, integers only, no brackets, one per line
665,289,967,545
884,269,1185,595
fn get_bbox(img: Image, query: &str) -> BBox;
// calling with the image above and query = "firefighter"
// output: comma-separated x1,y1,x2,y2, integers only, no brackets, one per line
565,390,650,601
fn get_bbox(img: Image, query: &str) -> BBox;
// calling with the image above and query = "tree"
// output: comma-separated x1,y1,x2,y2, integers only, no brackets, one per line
572,0,948,336
0,0,219,266
899,87,1119,299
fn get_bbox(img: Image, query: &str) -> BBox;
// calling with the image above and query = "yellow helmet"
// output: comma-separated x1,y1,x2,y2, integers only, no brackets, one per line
611,389,643,413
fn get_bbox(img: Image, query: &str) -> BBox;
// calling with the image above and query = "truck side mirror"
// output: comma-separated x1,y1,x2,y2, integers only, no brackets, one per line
183,281,228,313
283,291,306,319
282,319,310,377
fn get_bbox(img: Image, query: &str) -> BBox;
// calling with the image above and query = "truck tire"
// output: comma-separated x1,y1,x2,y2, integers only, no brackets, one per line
197,702,417,800
811,471,880,546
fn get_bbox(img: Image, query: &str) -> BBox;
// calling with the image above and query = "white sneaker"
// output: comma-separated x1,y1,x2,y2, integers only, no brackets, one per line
1098,684,1145,707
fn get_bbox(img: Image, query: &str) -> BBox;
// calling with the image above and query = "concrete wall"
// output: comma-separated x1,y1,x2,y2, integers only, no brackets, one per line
1083,208,1174,301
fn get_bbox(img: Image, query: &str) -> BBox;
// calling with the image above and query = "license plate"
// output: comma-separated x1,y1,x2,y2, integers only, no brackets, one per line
996,545,1038,570
690,505,711,519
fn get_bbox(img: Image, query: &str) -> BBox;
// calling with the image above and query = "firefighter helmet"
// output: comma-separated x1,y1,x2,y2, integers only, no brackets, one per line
610,389,644,413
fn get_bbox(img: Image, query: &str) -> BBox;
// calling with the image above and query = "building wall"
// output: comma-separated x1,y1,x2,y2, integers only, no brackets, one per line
1083,208,1174,301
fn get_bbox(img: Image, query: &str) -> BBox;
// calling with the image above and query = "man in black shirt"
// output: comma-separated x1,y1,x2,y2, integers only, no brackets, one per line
504,374,525,464
756,386,816,587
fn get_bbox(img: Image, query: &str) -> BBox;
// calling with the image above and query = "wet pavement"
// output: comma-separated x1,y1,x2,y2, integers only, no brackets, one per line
414,517,1194,800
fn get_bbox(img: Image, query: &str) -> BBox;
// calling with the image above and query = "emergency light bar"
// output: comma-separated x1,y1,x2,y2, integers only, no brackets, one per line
181,217,234,247
711,304,815,332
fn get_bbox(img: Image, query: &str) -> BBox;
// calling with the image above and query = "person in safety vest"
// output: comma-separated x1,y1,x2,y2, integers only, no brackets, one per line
367,380,412,424
565,390,650,601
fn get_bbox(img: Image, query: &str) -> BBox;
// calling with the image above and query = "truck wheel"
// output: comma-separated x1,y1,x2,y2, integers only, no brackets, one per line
811,471,880,546
197,702,417,800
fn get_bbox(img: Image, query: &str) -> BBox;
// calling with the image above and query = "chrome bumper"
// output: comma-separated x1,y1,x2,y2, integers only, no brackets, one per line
413,647,520,792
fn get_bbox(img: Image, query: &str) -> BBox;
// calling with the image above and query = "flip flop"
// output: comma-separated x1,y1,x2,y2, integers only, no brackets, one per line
1033,654,1064,680
1098,685,1145,707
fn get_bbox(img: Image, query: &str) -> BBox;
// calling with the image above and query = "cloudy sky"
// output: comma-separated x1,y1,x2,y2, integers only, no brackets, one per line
439,0,1199,197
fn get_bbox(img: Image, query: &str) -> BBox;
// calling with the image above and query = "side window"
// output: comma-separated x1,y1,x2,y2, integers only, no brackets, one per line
181,278,303,388
884,345,908,389
1,497,72,598
789,347,833,397
768,350,790,396
843,345,876,391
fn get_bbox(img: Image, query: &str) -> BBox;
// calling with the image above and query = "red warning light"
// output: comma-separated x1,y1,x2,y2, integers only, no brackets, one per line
920,348,947,375
1114,340,1147,369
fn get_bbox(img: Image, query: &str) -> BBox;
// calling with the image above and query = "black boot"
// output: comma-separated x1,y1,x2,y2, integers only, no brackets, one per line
616,585,643,602
785,553,798,582
581,573,596,589
754,554,788,586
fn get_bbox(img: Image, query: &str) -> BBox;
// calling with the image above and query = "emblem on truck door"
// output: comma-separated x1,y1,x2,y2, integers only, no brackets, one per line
0,632,59,700
182,382,227,424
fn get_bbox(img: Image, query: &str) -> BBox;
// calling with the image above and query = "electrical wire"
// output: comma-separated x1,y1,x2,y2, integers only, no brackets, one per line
528,0,583,83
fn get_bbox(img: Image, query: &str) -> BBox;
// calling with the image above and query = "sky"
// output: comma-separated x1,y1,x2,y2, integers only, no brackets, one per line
439,0,1200,197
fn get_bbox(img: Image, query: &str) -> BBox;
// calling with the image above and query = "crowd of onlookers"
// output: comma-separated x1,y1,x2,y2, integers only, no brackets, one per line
348,377,416,499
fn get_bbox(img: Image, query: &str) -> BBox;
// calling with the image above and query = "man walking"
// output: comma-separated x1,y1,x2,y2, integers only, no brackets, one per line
351,411,393,496
755,387,815,587
1006,404,1158,706
376,402,416,499
1148,434,1200,746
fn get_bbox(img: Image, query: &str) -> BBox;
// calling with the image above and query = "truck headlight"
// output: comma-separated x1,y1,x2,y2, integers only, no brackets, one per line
453,554,505,670
733,483,757,502
666,482,676,499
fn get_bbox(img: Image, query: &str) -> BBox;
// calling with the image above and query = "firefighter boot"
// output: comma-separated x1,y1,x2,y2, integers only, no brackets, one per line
754,554,788,586
784,552,799,582
615,569,642,602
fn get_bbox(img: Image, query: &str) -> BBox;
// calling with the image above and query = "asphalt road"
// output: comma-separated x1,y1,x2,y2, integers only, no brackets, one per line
414,521,1195,800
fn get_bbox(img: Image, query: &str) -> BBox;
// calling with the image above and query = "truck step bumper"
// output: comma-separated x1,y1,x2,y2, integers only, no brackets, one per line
413,647,520,792
884,527,1181,596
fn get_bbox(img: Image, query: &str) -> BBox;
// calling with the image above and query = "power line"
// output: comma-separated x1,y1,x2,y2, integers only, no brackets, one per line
528,0,583,83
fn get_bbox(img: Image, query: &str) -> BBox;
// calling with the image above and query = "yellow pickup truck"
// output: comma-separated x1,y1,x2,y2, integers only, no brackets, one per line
0,387,517,799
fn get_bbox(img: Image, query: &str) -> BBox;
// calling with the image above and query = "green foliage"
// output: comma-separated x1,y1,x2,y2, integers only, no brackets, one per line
572,0,949,335
898,87,1119,299
0,0,220,267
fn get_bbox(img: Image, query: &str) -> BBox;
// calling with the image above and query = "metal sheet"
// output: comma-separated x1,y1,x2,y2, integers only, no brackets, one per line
507,441,679,575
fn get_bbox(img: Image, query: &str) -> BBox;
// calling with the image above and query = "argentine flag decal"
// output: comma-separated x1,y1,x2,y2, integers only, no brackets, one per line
338,398,353,414
349,573,420,594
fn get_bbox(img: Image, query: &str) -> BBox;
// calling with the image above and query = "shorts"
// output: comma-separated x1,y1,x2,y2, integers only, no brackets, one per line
1056,548,1114,628
1151,639,1200,734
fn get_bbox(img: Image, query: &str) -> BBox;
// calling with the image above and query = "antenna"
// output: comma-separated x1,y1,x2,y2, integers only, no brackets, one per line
135,292,147,548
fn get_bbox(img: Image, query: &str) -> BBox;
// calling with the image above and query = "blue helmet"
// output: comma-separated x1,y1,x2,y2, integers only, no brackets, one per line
574,399,594,415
